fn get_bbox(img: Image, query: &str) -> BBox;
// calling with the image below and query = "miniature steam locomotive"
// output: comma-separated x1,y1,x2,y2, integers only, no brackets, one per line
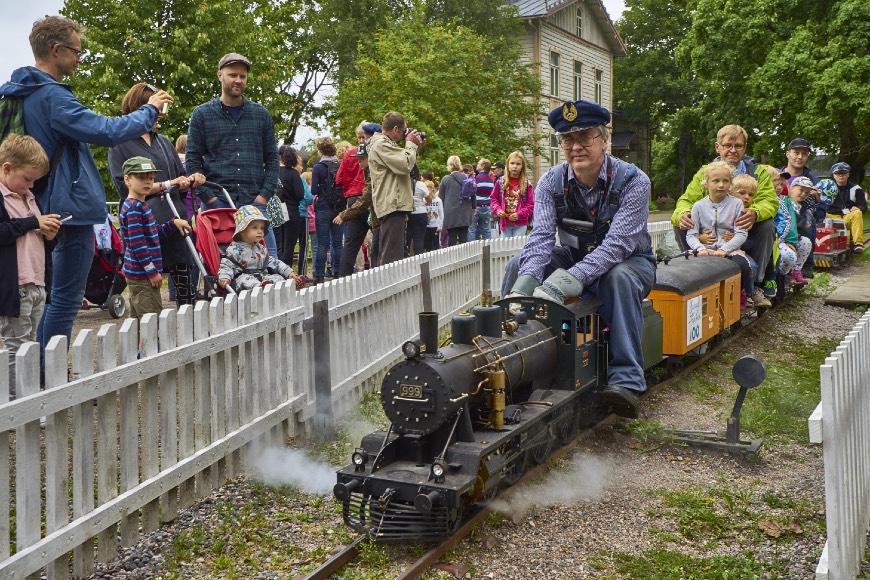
333,255,747,542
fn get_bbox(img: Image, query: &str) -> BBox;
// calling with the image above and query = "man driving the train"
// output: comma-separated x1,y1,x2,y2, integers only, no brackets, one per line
500,100,656,418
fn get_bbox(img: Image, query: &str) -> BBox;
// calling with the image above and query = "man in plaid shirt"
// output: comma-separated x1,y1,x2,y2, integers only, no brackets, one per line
501,100,656,418
186,52,279,257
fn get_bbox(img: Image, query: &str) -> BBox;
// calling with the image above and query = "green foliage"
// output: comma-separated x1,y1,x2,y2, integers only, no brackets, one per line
617,0,870,195
61,0,335,198
613,549,766,579
331,14,540,175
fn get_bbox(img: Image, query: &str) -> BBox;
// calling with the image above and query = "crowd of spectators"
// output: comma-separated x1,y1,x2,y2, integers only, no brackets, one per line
0,14,866,389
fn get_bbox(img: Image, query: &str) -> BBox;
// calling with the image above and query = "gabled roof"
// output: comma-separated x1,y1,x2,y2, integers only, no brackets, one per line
509,0,626,56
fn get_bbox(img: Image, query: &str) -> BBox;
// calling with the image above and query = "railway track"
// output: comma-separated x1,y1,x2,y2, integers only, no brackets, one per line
303,309,764,579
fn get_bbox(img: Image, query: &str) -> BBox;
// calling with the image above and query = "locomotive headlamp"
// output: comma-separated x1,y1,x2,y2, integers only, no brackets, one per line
431,459,446,483
402,340,420,359
351,448,368,472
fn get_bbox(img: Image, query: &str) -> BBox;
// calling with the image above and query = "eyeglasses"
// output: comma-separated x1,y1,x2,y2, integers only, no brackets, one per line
717,142,745,151
55,43,85,59
560,132,601,148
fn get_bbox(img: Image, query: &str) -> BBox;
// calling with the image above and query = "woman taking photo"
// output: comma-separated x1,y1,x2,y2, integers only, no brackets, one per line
108,82,197,305
491,150,534,237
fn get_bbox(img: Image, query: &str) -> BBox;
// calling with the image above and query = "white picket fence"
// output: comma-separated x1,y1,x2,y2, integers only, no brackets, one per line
808,309,870,579
0,238,524,578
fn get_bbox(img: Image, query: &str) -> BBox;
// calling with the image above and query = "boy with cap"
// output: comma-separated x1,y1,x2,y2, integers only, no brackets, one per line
500,99,655,418
119,156,191,318
218,205,303,291
826,162,866,252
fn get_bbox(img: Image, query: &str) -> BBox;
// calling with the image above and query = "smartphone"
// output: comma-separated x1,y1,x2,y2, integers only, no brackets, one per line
60,213,73,223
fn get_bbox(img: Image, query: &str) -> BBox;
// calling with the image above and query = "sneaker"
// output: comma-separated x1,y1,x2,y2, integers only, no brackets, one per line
790,269,808,286
752,288,772,308
853,245,864,254
762,279,777,298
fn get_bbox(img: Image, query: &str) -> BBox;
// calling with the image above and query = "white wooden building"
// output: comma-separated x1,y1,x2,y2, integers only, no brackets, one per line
509,0,626,179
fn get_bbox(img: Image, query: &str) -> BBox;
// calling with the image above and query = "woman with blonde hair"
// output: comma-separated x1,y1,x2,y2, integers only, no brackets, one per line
439,155,473,246
491,151,534,237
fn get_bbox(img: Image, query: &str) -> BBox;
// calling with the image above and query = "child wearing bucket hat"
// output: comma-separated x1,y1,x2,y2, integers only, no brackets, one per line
218,205,304,290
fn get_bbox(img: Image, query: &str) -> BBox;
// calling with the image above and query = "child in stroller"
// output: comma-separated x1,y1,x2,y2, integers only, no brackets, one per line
218,205,305,291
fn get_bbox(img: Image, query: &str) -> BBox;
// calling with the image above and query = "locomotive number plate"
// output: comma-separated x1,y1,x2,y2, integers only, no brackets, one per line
399,384,424,399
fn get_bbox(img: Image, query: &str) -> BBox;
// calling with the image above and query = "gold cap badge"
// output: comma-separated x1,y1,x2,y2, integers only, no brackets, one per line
562,102,578,122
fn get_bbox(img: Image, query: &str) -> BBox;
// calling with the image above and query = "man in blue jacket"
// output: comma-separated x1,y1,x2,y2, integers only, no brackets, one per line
0,15,172,348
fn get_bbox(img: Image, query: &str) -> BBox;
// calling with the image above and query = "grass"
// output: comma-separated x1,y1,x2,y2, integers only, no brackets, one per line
595,482,825,578
622,419,676,451
612,549,767,579
160,480,345,579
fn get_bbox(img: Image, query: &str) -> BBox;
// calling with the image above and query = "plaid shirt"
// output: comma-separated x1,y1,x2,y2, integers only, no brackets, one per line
185,98,279,206
519,156,652,286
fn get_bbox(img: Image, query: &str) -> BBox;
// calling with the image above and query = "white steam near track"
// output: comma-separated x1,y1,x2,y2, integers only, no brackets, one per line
248,447,336,495
491,453,616,518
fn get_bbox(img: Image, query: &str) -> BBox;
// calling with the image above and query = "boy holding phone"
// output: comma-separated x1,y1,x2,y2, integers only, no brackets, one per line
0,135,61,391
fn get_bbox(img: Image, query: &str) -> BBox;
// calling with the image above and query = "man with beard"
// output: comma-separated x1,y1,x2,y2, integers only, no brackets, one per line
186,52,279,257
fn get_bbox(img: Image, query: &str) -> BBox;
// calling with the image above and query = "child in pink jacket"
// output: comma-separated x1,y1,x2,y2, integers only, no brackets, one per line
491,151,534,237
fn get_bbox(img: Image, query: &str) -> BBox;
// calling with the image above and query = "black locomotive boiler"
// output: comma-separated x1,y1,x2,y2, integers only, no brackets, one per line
333,296,663,542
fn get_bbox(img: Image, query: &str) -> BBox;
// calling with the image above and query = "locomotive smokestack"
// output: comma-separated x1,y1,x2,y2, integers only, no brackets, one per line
419,312,439,354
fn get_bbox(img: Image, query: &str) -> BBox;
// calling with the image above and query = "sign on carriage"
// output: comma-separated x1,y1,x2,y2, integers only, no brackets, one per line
687,295,702,345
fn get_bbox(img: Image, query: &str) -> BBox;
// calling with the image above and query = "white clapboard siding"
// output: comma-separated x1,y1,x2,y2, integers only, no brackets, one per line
809,309,870,579
0,237,672,577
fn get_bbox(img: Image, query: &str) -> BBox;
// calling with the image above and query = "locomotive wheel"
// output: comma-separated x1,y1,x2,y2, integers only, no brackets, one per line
501,452,527,487
530,432,554,465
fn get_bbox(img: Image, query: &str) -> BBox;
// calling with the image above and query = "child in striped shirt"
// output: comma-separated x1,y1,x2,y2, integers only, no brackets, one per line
119,156,191,318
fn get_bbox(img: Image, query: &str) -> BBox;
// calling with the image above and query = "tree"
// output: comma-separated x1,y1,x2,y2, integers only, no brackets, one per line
61,0,336,195
614,0,697,195
331,15,540,176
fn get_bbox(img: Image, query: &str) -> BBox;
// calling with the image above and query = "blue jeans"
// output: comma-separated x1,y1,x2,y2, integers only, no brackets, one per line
501,247,656,392
314,208,343,278
38,225,95,349
501,224,527,238
468,206,492,241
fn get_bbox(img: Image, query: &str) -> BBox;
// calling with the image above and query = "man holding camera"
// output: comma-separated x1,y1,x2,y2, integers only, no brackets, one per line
367,112,424,265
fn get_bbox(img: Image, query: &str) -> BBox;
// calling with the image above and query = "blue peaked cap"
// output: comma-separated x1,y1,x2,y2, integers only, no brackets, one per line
548,100,610,135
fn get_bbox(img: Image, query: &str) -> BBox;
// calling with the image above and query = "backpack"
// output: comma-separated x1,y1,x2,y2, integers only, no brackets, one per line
459,174,477,203
317,159,344,211
0,93,65,196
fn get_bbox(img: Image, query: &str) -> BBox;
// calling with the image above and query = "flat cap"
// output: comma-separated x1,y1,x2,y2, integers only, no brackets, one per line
218,53,251,70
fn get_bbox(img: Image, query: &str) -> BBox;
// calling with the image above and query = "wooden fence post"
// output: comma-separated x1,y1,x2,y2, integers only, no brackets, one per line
312,299,334,439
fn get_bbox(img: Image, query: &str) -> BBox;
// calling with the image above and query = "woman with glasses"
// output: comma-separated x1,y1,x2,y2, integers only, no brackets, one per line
108,82,198,306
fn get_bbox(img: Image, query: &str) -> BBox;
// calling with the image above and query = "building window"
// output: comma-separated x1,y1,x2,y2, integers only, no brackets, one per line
549,51,560,96
573,61,583,101
576,8,583,38
549,133,560,167
594,69,603,104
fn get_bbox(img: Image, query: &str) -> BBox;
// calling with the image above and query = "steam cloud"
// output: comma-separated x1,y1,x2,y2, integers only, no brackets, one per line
249,447,336,495
490,453,616,518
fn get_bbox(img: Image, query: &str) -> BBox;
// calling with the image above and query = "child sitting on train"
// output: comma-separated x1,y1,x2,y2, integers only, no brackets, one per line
218,205,304,291
774,177,815,286
686,161,756,309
